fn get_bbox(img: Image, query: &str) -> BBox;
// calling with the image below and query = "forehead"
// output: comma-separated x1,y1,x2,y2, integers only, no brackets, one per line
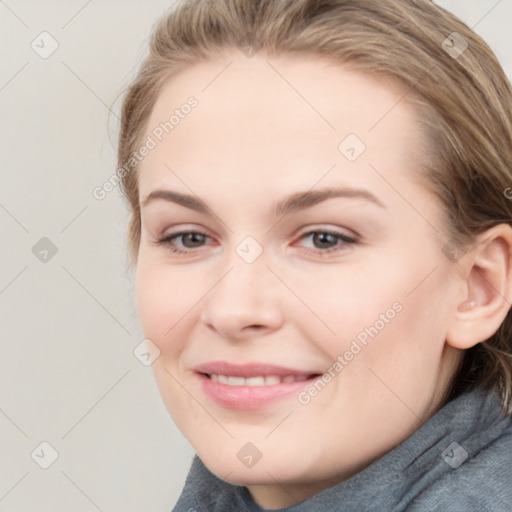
139,50,427,201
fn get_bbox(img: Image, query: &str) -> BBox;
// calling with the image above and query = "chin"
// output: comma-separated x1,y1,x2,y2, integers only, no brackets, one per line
197,443,318,486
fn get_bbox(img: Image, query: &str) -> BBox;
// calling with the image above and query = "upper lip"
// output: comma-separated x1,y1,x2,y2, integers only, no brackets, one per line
194,361,320,378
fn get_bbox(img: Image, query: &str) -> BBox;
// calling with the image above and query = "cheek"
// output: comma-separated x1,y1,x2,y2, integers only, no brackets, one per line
310,252,452,386
295,263,405,355
135,260,202,351
135,261,204,428
345,266,455,408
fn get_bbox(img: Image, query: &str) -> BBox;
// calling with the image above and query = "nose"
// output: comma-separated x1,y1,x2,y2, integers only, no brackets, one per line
199,257,285,341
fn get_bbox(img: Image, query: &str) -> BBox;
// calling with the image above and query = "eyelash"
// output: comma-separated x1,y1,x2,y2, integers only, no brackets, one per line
154,229,357,256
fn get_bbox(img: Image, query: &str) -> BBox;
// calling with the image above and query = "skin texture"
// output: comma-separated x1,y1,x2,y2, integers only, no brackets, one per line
134,49,512,509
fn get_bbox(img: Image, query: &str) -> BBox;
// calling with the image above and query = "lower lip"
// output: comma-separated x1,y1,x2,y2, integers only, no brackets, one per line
197,373,318,410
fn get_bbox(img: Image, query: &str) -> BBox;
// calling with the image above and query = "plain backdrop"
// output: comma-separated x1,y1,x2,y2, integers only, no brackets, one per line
1,1,511,510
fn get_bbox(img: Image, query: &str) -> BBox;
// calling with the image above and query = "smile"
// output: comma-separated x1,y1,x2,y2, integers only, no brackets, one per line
194,362,321,409
207,374,311,386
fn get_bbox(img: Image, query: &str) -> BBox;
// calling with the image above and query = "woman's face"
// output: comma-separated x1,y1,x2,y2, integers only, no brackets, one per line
135,50,464,506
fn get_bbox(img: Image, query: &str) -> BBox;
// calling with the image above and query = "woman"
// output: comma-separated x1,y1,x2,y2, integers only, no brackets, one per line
117,0,512,509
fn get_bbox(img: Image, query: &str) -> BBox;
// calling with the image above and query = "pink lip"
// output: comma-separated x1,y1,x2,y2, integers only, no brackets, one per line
194,361,320,410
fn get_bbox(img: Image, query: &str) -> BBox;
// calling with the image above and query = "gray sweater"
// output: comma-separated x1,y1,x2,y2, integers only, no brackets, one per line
172,388,512,511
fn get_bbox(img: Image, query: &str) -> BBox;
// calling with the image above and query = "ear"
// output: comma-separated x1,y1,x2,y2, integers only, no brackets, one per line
446,224,512,349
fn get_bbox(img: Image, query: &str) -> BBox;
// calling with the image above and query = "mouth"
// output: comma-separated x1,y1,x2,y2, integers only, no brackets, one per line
204,373,314,386
194,361,322,409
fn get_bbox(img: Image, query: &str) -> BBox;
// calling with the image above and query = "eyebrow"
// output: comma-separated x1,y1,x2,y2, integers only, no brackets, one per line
140,186,386,216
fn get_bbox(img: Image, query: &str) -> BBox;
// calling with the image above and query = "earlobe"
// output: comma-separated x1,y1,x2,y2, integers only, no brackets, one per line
446,224,512,350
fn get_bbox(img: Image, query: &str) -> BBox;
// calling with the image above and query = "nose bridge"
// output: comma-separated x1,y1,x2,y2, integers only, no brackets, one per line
200,243,284,336
213,250,271,310
217,233,272,296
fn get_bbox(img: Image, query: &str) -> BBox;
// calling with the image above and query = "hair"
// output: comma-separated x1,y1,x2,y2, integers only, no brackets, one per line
117,0,512,415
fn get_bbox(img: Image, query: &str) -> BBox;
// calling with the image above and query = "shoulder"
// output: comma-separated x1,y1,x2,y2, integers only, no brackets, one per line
407,419,512,512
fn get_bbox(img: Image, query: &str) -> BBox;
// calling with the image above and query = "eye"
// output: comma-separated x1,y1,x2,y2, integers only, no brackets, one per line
154,228,357,256
295,230,357,255
154,231,212,254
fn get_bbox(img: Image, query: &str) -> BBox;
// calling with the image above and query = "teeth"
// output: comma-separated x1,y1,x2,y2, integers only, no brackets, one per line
264,375,281,386
245,376,265,386
209,374,309,386
227,376,245,386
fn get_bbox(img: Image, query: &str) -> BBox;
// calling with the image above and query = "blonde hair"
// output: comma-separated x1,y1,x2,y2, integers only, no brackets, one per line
117,0,512,414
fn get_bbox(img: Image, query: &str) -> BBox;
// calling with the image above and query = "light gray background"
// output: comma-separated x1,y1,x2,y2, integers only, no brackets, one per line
0,1,511,511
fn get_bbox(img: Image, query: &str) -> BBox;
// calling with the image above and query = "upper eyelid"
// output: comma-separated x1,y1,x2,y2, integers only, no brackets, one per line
160,226,356,238
160,229,213,241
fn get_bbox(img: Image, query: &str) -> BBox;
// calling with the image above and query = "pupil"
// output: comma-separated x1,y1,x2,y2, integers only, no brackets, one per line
314,233,336,248
184,233,204,247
